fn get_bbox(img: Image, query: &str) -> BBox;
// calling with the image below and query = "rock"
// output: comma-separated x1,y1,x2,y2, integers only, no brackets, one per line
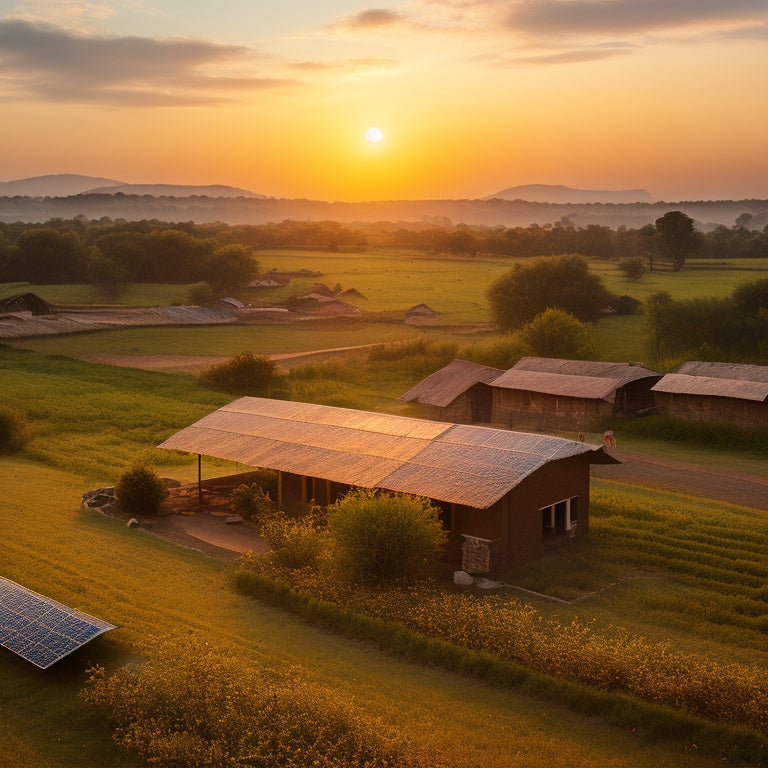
126,518,140,528
225,515,244,525
82,487,115,508
453,570,475,587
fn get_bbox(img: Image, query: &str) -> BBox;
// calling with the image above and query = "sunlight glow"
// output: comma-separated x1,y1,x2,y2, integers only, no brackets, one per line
365,126,384,143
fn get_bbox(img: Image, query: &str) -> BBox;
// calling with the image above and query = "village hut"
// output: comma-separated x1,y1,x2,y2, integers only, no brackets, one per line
158,397,618,575
0,292,55,315
490,358,661,432
651,361,768,427
405,303,439,324
399,359,504,424
249,274,291,288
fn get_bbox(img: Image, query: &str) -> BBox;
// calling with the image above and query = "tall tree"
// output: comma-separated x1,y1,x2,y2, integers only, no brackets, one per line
486,254,613,331
654,211,699,271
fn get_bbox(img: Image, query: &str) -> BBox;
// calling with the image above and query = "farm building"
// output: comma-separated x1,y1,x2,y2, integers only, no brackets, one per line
399,359,504,424
491,358,661,432
158,397,617,575
651,361,768,427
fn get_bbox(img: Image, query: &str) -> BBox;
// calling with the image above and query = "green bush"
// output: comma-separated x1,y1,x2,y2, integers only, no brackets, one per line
618,256,646,278
81,637,423,768
187,281,215,305
517,308,594,359
259,508,329,570
114,462,168,516
198,351,281,396
327,489,447,582
0,405,29,453
228,482,275,521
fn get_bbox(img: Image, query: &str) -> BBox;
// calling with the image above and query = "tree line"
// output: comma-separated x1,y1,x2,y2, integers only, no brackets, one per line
2,212,768,292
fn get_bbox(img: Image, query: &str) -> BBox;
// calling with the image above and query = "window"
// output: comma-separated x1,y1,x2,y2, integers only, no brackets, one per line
541,497,578,537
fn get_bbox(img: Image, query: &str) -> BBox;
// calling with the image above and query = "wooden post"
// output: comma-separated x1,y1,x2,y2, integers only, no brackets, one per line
197,453,203,504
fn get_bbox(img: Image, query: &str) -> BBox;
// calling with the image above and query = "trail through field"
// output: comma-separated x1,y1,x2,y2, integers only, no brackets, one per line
83,345,379,372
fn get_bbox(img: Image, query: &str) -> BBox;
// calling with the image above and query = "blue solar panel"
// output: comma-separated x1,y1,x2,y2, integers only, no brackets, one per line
0,576,116,669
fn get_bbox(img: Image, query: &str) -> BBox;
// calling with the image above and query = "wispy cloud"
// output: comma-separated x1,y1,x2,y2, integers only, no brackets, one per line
505,0,768,37
338,9,409,31
289,57,396,74
0,19,296,106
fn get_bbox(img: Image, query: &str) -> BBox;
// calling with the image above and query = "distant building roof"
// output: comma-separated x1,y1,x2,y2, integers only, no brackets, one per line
492,358,660,403
399,359,504,407
158,397,614,509
406,303,438,317
652,362,768,402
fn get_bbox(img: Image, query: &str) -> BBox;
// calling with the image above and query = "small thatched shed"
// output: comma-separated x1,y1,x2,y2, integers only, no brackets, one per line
399,359,504,424
651,361,768,426
491,358,660,431
0,292,55,316
159,397,617,574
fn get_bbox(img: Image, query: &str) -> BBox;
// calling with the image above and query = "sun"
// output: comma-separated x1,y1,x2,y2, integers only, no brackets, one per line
365,126,384,143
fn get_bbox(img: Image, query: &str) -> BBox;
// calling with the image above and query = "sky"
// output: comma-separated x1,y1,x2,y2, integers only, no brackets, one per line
1,0,767,202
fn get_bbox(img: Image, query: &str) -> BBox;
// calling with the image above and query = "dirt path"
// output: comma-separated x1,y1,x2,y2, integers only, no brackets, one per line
83,345,383,373
592,448,768,510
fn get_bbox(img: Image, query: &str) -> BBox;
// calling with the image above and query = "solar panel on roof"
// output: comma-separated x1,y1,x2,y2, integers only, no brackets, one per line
0,576,116,669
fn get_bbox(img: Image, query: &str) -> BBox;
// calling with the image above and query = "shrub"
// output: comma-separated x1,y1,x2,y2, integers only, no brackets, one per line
228,482,275,522
327,489,447,582
0,405,29,453
517,308,594,359
259,508,329,570
187,281,215,305
114,462,168,516
617,256,646,278
81,637,422,768
198,351,281,396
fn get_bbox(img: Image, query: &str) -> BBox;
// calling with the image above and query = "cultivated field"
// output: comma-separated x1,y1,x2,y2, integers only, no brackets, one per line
2,253,768,766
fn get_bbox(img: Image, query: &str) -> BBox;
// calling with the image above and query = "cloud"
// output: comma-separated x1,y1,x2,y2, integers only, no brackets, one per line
508,45,634,66
505,0,768,37
289,57,396,74
339,9,409,31
0,19,296,106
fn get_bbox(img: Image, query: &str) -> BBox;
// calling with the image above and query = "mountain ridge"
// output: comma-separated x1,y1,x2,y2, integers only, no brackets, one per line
486,184,654,204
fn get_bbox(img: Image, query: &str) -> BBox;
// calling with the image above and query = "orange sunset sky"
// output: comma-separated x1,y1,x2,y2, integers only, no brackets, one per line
1,0,767,202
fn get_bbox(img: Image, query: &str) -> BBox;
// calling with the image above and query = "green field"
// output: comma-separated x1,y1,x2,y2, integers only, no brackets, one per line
2,344,767,766
3,254,768,766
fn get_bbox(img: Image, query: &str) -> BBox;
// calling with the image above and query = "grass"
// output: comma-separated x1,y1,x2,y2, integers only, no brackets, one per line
3,458,735,768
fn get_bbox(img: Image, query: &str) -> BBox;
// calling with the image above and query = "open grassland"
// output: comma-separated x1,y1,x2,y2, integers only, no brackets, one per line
2,347,767,766
3,458,742,768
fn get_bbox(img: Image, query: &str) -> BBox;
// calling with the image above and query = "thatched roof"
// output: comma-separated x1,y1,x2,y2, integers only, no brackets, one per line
406,303,438,317
0,293,55,316
511,358,659,386
674,361,768,384
399,359,504,407
158,397,615,509
491,358,661,402
652,362,768,402
492,370,622,402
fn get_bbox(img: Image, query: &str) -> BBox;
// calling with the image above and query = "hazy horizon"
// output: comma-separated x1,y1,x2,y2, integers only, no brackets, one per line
2,2,767,203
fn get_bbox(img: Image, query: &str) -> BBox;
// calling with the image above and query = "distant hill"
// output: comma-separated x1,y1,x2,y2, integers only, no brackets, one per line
86,183,264,198
486,184,654,204
0,175,264,199
0,174,125,197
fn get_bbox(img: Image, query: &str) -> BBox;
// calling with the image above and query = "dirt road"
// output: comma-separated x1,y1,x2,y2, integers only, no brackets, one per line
592,448,768,510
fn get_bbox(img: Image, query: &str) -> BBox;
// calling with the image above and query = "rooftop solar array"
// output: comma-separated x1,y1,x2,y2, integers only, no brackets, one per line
0,576,116,669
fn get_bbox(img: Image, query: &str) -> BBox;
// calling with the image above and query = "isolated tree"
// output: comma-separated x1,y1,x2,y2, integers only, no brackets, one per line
486,254,613,331
655,211,699,271
197,244,258,292
518,308,594,359
327,489,446,582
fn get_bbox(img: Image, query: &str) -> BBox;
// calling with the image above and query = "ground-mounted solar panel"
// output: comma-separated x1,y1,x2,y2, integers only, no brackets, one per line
0,576,116,669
